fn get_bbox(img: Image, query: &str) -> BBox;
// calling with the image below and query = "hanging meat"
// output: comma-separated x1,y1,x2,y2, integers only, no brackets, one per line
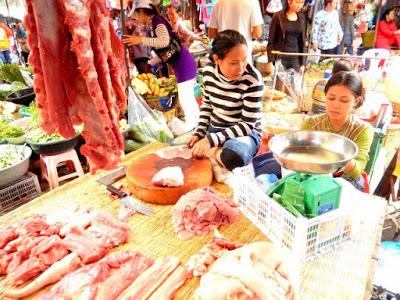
24,0,127,172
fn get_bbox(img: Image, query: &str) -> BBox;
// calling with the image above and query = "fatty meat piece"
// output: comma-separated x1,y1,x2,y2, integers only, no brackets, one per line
194,242,298,300
39,251,153,300
0,226,18,249
172,187,240,240
152,166,185,187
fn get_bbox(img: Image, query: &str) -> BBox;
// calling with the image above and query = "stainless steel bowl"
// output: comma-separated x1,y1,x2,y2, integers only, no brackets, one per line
268,131,358,174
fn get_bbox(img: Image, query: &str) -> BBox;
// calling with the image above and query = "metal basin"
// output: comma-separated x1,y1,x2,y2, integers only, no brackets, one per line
6,87,35,106
0,144,32,187
268,131,358,174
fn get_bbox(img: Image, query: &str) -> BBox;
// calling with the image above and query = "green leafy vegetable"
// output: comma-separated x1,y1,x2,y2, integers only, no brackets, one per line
0,146,24,169
25,127,65,143
0,64,27,85
0,121,25,139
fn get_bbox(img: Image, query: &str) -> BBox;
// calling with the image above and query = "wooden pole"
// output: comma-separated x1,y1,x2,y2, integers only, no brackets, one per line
120,0,130,89
373,0,383,47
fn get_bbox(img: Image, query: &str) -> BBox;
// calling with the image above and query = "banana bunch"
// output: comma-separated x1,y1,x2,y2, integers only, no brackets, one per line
133,73,177,97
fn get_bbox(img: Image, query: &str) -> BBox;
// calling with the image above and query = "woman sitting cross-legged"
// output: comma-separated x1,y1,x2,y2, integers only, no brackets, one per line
187,30,264,178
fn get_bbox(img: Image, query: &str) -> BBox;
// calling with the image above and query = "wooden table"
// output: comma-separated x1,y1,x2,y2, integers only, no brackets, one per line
0,143,387,299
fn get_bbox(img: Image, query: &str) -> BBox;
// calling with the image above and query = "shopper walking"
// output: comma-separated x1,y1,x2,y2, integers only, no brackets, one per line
124,0,200,136
266,0,307,73
188,30,264,172
207,0,263,61
339,1,355,54
312,0,343,54
0,22,13,64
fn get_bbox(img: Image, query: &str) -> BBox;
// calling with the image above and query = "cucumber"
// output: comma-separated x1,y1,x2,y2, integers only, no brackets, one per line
124,139,144,152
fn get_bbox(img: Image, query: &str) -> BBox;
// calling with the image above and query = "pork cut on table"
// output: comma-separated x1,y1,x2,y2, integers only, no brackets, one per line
194,242,298,300
116,256,183,300
152,166,185,187
4,253,81,299
156,146,192,160
39,251,153,300
186,236,243,277
24,0,127,172
173,187,241,240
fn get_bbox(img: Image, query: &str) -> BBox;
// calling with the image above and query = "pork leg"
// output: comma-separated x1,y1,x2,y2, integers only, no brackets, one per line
3,253,81,299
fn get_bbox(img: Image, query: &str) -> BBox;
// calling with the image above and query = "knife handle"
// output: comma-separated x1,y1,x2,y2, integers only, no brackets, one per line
106,184,128,198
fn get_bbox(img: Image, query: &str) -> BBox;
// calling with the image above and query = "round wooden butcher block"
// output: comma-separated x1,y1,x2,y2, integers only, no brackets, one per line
126,152,213,205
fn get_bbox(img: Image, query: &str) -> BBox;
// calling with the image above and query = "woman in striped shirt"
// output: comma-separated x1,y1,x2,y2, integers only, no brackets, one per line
123,0,199,135
188,30,264,171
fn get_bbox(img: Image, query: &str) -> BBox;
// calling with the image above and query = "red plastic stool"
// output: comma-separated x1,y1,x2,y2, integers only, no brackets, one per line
40,149,84,190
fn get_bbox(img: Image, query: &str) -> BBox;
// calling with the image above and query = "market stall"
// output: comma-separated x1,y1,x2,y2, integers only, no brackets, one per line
0,142,387,299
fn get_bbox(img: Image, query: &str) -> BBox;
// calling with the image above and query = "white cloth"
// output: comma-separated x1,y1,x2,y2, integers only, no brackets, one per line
209,0,263,58
177,79,200,134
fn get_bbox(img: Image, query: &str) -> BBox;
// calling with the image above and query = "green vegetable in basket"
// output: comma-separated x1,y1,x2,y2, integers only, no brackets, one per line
124,139,145,152
0,121,25,139
10,81,28,92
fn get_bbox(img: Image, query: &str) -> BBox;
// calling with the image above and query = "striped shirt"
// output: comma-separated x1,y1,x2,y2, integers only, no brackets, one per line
194,62,264,147
142,24,170,49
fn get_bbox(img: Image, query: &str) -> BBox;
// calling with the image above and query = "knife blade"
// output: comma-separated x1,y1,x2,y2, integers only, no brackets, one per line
96,165,127,186
106,184,154,216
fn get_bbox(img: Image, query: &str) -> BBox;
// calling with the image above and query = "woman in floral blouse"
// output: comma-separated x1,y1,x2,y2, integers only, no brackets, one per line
312,0,343,54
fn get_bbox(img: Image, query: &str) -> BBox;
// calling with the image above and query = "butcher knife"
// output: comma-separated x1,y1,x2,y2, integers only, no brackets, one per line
96,166,154,216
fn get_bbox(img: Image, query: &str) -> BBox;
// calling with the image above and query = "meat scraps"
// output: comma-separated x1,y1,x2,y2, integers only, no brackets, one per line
24,0,127,172
39,251,153,300
186,236,243,277
194,242,298,300
172,187,241,240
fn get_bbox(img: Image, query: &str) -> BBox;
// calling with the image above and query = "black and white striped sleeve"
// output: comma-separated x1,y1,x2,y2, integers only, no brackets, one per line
206,77,263,147
142,24,169,49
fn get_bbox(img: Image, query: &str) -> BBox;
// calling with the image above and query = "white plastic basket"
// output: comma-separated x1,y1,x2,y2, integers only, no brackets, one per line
0,172,41,215
232,165,352,261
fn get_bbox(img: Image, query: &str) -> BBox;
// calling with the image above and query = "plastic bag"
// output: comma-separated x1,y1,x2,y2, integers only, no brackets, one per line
373,241,400,293
276,61,304,109
307,48,320,65
127,87,174,145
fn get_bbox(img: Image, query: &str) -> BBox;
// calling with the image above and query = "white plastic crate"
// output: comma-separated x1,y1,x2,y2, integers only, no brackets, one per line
232,165,352,261
0,172,41,215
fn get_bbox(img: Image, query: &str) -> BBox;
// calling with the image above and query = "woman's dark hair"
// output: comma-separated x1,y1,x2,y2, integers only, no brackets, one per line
332,59,353,74
211,30,247,60
135,4,159,16
325,71,365,109
324,0,333,8
383,8,394,22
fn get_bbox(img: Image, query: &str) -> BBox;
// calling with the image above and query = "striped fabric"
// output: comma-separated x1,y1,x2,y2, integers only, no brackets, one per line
142,24,170,49
194,63,264,147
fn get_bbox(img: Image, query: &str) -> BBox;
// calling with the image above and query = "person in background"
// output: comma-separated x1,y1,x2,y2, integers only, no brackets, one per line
312,59,353,113
0,22,13,64
123,0,199,136
302,71,373,191
339,0,355,54
312,0,343,54
207,0,263,62
266,0,306,73
125,12,152,73
188,30,264,175
15,21,29,64
375,8,400,50
166,4,197,49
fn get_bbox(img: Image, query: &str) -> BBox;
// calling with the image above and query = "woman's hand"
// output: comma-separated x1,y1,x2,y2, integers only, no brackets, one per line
187,135,199,148
191,137,211,158
299,65,305,75
339,159,356,174
123,35,143,46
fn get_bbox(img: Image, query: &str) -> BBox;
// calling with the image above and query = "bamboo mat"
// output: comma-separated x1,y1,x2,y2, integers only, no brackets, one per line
0,142,386,299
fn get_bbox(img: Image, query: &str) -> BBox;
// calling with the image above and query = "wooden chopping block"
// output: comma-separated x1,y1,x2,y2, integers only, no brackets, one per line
126,152,213,205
